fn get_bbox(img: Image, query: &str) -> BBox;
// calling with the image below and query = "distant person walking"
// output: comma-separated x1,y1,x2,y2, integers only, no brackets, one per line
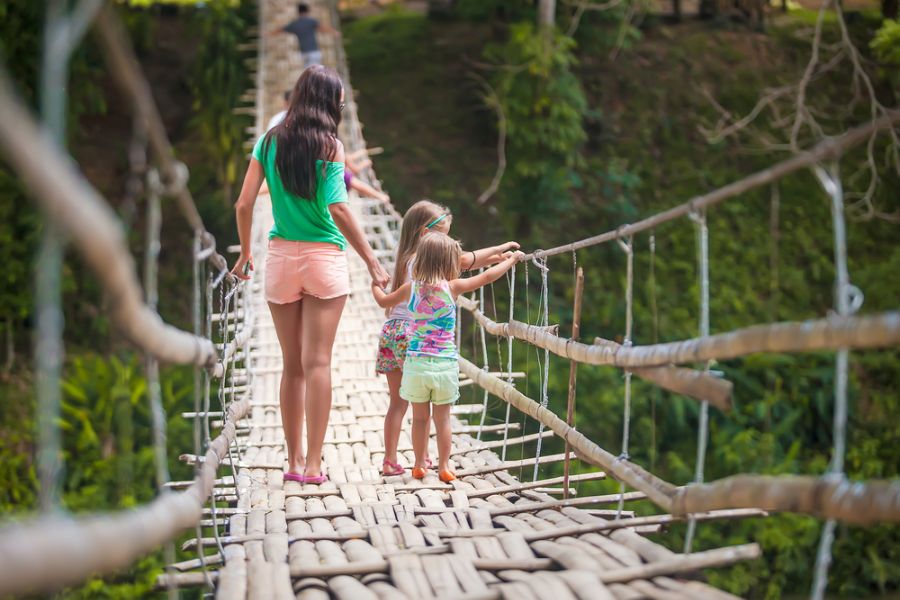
268,3,340,68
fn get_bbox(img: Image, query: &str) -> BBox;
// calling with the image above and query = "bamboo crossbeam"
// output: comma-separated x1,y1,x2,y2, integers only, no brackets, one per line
459,297,900,369
594,336,733,411
0,396,249,596
521,110,900,261
486,492,647,517
0,70,217,367
598,543,761,583
455,452,575,477
672,474,900,525
459,357,679,510
93,6,231,277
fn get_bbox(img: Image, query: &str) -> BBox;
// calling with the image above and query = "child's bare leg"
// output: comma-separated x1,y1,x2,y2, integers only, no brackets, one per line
411,402,431,468
383,370,406,465
432,403,453,473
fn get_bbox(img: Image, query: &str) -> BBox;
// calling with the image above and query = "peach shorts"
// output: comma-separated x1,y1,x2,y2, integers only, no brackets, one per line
265,238,350,304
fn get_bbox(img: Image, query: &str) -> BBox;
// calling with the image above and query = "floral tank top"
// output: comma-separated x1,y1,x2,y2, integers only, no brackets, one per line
406,280,457,359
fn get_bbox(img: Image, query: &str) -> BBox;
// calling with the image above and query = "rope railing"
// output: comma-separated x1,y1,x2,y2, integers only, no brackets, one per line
0,68,217,367
0,3,255,595
0,395,251,597
522,110,900,262
458,358,900,524
458,295,900,369
93,6,232,277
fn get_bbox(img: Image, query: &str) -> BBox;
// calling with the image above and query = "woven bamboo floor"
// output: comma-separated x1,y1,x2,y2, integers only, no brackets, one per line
189,2,757,597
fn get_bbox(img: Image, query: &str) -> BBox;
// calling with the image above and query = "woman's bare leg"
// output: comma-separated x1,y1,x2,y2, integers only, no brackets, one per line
432,404,453,473
383,370,406,465
411,402,431,469
268,300,305,474
301,294,348,477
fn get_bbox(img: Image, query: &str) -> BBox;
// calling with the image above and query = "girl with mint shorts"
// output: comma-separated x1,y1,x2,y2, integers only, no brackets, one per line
372,231,522,482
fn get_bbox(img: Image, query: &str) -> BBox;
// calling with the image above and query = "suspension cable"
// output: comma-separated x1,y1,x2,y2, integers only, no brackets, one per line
501,264,516,461
811,162,859,600
476,269,491,440
616,236,634,518
685,209,711,552
532,257,550,481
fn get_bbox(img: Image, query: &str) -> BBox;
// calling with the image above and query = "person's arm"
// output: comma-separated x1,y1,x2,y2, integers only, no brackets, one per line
350,178,389,203
231,159,265,280
317,22,341,36
460,241,520,271
266,24,288,37
371,281,411,309
450,252,523,297
326,141,390,286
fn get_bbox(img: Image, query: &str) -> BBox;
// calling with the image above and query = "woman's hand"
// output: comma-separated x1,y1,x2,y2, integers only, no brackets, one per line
232,253,254,280
368,259,390,288
499,241,520,253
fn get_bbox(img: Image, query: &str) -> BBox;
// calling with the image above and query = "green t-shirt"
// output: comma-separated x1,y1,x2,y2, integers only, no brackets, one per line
252,134,348,249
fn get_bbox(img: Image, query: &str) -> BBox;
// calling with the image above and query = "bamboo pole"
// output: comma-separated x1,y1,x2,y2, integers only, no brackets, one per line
564,267,585,500
672,474,900,525
0,396,250,597
459,357,679,510
459,296,900,369
595,336,733,411
0,69,217,367
521,110,900,262
92,5,231,277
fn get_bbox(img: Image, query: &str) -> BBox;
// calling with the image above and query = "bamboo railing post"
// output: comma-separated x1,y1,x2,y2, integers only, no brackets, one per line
563,267,584,500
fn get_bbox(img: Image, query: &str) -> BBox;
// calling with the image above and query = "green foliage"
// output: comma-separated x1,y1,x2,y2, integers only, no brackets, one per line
189,1,254,201
871,19,900,87
483,23,588,229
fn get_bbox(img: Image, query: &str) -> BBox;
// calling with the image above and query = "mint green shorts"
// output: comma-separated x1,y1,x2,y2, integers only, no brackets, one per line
400,355,460,405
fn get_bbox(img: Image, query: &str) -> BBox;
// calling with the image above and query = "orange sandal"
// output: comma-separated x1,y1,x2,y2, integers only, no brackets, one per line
412,466,428,480
438,469,457,483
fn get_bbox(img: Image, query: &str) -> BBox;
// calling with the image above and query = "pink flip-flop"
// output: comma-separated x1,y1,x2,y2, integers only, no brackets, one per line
382,459,405,476
283,472,304,483
298,472,328,484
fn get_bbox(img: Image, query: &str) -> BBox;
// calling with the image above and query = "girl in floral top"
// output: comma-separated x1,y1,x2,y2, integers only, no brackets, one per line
372,232,522,482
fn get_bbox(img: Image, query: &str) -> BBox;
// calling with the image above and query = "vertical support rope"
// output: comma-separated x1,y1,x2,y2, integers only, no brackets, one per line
143,169,176,600
616,237,634,518
684,209,711,552
476,269,491,440
204,277,225,559
532,257,550,481
811,163,858,600
648,233,658,472
191,234,212,588
564,261,584,501
501,264,516,461
35,0,70,514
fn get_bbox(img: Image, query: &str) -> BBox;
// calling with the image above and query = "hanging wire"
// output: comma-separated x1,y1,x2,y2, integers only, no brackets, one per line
616,236,634,518
811,162,859,600
684,209,711,552
648,232,659,472
476,269,491,440
191,234,213,588
532,256,550,481
143,168,177,600
519,261,531,479
501,263,516,461
204,276,226,560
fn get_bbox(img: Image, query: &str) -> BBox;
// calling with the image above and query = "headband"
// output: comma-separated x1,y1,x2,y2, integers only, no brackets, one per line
425,213,449,229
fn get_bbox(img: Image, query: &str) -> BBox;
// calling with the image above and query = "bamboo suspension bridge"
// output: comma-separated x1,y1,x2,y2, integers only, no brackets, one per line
0,1,899,599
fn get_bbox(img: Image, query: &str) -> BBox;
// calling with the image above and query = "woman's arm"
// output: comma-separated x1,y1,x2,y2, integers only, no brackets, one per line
461,241,520,271
231,159,265,280
450,252,523,297
327,141,390,286
371,281,411,309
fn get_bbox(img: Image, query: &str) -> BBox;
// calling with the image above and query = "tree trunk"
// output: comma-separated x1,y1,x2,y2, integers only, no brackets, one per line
538,0,556,27
673,0,683,21
884,0,898,19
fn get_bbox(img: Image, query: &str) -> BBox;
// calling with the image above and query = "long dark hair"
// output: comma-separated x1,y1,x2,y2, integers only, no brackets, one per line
262,65,343,199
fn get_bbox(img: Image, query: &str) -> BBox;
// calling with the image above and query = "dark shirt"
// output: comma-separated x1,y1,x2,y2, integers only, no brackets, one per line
283,17,319,53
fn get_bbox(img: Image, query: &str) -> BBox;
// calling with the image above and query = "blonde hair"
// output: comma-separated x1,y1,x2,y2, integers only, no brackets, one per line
392,199,452,291
412,232,461,284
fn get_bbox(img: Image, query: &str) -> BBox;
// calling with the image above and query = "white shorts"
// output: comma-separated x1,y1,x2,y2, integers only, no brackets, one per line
302,50,323,67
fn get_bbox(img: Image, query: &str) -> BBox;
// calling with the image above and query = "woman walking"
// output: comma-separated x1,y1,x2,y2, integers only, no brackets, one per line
232,65,390,483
